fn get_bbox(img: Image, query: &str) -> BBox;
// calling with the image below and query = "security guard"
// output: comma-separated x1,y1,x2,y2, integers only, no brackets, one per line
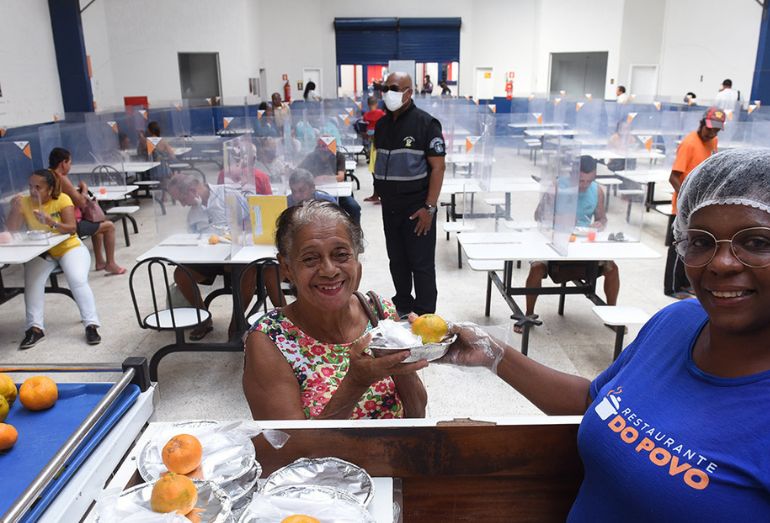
374,72,446,316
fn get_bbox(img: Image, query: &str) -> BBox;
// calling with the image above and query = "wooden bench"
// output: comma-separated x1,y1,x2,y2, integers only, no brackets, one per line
106,206,140,247
592,305,650,360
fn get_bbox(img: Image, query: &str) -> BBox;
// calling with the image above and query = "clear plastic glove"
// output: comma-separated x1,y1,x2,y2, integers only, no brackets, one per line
437,321,506,374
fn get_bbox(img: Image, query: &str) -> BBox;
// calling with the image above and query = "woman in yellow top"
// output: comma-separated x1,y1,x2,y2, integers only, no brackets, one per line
6,169,101,349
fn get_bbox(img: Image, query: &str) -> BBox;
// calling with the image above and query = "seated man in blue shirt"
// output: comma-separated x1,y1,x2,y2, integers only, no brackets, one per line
516,155,620,333
298,139,362,224
287,168,336,207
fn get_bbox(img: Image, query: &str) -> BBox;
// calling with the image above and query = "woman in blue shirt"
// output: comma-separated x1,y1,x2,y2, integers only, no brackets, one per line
442,148,770,521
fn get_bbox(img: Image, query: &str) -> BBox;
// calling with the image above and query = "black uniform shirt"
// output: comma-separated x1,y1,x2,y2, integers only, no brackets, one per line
373,102,445,202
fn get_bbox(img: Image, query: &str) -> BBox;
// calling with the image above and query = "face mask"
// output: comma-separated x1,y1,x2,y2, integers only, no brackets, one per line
384,90,406,112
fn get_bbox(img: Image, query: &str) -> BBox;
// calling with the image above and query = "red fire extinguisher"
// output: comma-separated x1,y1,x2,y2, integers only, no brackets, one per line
505,71,514,100
283,77,292,103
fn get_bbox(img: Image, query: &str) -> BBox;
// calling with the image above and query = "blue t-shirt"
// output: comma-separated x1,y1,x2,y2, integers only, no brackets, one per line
569,300,770,521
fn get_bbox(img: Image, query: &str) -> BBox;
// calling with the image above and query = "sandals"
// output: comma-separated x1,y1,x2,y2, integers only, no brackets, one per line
189,319,213,341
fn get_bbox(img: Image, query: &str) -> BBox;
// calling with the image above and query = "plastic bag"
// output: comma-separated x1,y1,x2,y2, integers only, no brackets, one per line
239,492,376,523
140,420,289,482
370,319,421,348
95,487,188,523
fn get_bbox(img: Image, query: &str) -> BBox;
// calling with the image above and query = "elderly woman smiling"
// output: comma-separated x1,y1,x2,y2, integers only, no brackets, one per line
444,149,770,520
243,200,427,420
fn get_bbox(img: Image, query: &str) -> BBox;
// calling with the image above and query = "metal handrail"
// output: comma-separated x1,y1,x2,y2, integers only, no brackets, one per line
0,363,125,373
1,367,136,523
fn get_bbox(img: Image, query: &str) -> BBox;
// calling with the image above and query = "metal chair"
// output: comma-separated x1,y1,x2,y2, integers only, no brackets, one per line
236,257,282,326
129,257,212,381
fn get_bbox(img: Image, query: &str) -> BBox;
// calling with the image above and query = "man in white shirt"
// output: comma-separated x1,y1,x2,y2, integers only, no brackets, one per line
616,85,630,104
715,79,739,111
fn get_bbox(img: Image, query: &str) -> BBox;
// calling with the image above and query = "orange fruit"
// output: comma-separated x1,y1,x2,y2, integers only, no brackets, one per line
162,434,203,475
150,473,198,515
411,313,448,344
186,508,204,523
0,396,8,423
19,376,58,411
208,234,220,245
0,373,17,406
282,516,321,523
0,423,18,451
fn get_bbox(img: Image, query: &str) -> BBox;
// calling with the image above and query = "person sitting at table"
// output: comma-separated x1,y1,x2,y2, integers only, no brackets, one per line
516,155,619,333
48,148,126,276
6,169,101,349
216,144,273,195
243,199,428,419
256,102,280,138
442,148,770,520
271,92,291,135
298,139,361,224
136,121,177,161
288,168,336,206
166,173,256,340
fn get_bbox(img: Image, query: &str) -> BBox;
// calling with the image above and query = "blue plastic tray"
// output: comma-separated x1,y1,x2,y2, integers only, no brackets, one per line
0,382,140,522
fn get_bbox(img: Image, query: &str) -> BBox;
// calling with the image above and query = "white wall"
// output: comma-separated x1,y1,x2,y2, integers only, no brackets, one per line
658,0,762,106
535,0,625,99
617,0,665,95
81,0,262,109
0,0,63,128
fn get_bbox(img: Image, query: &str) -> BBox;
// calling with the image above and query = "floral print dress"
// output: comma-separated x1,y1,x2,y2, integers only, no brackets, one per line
248,296,404,419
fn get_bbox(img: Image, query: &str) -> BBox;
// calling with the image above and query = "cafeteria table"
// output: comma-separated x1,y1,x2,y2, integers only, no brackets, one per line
460,229,659,355
0,234,72,306
136,237,277,379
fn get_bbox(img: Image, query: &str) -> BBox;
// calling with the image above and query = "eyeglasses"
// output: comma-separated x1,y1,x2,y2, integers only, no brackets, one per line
381,85,408,93
674,227,770,268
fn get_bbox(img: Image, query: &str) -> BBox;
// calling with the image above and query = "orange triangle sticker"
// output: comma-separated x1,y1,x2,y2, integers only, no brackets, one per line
355,101,362,110
139,110,148,120
626,112,638,123
146,137,162,155
749,104,757,114
575,102,584,112
554,98,562,105
653,101,662,111
346,107,355,116
15,141,32,159
488,104,496,113
257,110,265,120
223,117,234,129
107,121,119,133
320,135,337,154
533,112,543,124
642,136,653,151
465,136,480,153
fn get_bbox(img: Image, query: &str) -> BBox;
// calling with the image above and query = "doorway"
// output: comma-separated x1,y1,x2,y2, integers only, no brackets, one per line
474,67,494,100
549,52,608,98
302,68,322,98
178,52,221,103
629,65,658,101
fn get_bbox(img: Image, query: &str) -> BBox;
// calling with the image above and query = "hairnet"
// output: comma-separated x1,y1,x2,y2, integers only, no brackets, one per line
673,148,770,242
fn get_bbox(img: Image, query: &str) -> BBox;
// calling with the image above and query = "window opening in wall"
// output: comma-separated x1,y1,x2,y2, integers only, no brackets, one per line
178,52,222,105
549,52,608,98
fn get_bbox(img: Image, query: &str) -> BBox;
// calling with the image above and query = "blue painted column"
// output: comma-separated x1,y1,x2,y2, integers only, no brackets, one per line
751,5,770,104
48,0,93,114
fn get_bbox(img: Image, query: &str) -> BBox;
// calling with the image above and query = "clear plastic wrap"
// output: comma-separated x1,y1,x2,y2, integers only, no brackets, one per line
138,420,288,483
95,480,230,523
238,491,376,523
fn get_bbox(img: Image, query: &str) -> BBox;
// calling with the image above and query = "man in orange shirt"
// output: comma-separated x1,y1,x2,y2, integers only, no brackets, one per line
664,107,725,298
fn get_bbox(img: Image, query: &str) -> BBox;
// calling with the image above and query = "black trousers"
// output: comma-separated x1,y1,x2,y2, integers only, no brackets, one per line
381,206,438,315
663,214,689,294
